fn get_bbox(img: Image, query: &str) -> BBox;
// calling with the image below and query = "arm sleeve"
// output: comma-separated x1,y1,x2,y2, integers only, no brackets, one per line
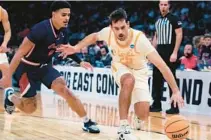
171,15,182,29
27,23,46,44
67,53,82,64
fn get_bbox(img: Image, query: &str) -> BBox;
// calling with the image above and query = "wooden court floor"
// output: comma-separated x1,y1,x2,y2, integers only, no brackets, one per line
0,91,211,140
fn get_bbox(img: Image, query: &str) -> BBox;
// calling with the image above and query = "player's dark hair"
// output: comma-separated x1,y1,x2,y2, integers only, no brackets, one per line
159,0,171,5
50,0,71,12
109,8,128,24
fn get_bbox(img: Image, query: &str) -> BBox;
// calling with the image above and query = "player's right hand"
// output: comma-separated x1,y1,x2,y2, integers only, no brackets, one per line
170,91,184,108
57,44,76,59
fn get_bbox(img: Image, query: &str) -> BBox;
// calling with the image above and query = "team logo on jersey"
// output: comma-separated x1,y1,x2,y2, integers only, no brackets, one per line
178,21,182,25
130,44,135,48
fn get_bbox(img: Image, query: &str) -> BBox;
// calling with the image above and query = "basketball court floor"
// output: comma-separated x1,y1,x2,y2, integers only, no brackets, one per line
0,91,211,140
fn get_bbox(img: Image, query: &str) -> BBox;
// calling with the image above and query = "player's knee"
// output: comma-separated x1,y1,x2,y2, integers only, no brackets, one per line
52,77,76,99
17,97,37,114
121,73,135,87
51,77,66,92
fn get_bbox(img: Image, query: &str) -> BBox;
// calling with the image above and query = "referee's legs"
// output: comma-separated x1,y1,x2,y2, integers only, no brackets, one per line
150,66,164,112
166,61,180,114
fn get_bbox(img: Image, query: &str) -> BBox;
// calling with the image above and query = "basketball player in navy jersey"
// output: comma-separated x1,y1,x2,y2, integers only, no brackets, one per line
3,1,100,133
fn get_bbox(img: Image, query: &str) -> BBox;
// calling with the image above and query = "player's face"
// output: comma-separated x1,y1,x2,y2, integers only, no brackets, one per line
111,19,129,41
159,1,170,16
54,8,70,28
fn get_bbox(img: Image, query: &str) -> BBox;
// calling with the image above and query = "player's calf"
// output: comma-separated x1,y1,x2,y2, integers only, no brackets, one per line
16,97,37,114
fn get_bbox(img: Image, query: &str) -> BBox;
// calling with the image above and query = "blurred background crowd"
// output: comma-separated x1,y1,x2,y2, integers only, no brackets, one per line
0,1,211,71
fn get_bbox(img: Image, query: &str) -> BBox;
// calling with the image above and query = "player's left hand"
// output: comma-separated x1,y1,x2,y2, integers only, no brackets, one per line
80,61,93,72
0,45,10,53
170,52,177,62
170,91,184,108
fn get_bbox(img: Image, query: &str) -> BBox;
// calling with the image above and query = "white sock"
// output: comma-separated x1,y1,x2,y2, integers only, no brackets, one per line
82,116,89,123
120,119,129,126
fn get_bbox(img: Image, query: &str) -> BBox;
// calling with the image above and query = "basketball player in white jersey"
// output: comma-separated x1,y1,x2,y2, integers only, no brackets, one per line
57,8,184,139
0,6,15,111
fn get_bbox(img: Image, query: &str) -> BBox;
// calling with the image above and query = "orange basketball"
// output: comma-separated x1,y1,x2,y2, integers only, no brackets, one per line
164,115,189,140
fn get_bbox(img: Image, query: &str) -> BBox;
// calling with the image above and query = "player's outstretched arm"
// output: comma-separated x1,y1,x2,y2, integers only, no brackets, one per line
147,51,184,108
9,37,34,77
57,33,99,58
0,8,11,53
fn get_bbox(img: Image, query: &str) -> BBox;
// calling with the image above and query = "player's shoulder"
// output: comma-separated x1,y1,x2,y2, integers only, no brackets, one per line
100,26,111,33
31,19,49,30
132,28,145,38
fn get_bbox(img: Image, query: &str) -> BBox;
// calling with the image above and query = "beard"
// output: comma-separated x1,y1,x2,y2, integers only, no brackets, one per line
186,53,193,58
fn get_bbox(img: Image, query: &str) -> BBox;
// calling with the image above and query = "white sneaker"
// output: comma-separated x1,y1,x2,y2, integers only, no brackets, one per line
117,125,138,140
134,116,144,130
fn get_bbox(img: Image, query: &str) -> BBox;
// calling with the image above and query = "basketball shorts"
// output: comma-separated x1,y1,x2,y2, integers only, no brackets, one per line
111,62,152,104
0,53,8,64
14,62,61,98
0,35,9,64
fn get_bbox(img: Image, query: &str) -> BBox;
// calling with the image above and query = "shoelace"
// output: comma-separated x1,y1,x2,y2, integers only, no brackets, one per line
118,125,131,134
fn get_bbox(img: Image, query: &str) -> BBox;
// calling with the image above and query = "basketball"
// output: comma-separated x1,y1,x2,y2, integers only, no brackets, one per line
164,115,189,140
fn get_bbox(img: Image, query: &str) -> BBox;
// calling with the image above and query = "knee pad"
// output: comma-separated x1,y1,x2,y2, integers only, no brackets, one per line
17,96,37,114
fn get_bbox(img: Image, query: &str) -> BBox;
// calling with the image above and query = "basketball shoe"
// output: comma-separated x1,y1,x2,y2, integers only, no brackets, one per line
83,119,100,133
118,124,138,140
134,116,145,130
4,87,15,114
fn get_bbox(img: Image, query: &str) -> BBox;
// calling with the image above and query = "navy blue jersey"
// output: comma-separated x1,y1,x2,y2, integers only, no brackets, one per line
25,19,69,64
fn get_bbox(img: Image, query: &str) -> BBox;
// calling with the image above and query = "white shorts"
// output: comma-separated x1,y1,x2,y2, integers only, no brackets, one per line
0,53,8,64
111,63,152,104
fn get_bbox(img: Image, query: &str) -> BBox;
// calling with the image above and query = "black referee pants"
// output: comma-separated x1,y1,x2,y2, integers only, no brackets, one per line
152,45,179,109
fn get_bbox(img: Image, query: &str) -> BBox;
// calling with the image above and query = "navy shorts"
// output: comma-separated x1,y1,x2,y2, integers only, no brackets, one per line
14,62,61,98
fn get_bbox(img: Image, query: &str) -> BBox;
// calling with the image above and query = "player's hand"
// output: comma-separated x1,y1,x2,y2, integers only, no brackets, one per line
57,44,76,59
0,45,10,53
170,91,184,108
80,61,93,72
170,52,177,62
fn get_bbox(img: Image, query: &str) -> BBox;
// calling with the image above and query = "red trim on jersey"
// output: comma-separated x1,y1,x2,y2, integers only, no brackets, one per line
49,19,57,38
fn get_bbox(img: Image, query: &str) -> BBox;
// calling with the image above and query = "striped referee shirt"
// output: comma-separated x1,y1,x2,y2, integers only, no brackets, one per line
155,13,182,46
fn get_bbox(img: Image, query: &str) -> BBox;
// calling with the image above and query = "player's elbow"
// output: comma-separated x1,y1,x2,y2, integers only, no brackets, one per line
90,33,99,43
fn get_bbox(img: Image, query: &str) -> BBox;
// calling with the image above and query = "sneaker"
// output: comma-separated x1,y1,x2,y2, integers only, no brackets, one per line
134,116,144,130
118,125,137,140
150,104,162,112
166,108,179,114
83,119,100,133
4,88,15,114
